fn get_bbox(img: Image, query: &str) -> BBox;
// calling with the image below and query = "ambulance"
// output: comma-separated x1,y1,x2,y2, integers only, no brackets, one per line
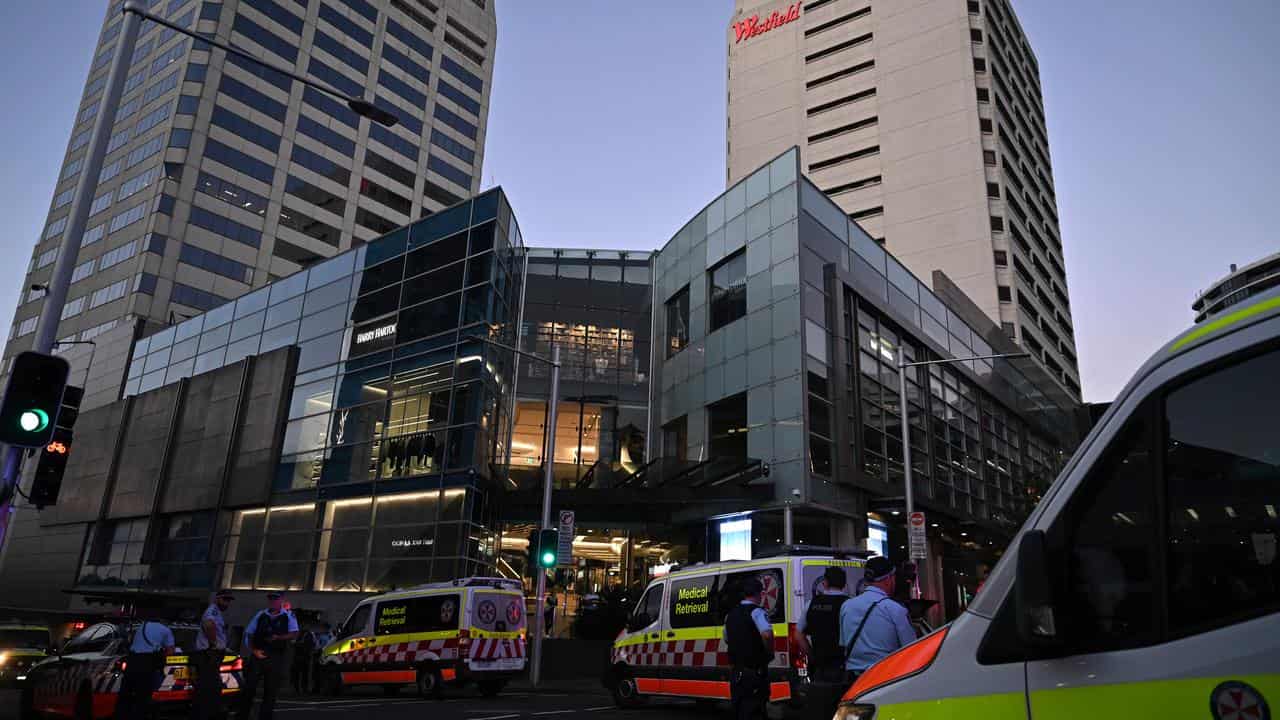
606,550,867,713
835,288,1280,718
318,577,526,698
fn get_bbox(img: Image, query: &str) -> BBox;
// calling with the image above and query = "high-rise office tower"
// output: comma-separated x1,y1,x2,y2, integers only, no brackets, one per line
727,0,1080,399
5,0,494,372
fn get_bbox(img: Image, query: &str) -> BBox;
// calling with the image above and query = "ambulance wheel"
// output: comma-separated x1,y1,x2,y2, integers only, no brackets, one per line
72,684,93,720
382,684,400,697
416,664,443,699
478,679,506,697
610,669,646,708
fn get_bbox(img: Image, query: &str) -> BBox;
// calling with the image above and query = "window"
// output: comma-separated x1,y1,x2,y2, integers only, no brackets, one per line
285,175,347,217
340,604,372,639
231,14,298,63
319,3,374,46
185,62,208,83
61,296,86,319
968,0,980,12
804,32,873,64
89,279,130,309
69,128,92,153
314,29,369,74
71,259,96,284
64,624,118,655
670,575,718,629
716,568,784,624
205,139,275,184
385,18,434,59
708,393,748,459
437,79,481,117
374,595,460,635
428,155,471,189
360,177,412,215
189,206,262,248
107,201,148,232
89,191,114,216
987,182,1001,198
98,239,139,270
708,250,747,332
292,144,351,185
180,243,253,283
15,317,38,337
279,205,342,247
172,282,227,311
242,0,304,34
440,55,483,93
974,57,987,73
994,250,1008,267
134,102,172,134
364,148,415,188
169,128,193,149
980,118,993,133
118,165,163,200
970,28,983,42
382,43,429,80
141,69,180,105
1165,347,1280,634
628,583,664,631
297,115,356,156
997,285,1012,302
219,74,288,118
378,70,426,108
984,149,998,166
32,247,58,270
196,172,270,216
665,287,689,357
124,134,165,169
433,104,477,141
1052,416,1157,653
52,188,75,210
369,123,419,162
990,216,1004,232
355,207,397,234
83,224,105,247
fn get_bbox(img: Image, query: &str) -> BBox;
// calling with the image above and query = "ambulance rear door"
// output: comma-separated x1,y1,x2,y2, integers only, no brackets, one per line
468,590,527,671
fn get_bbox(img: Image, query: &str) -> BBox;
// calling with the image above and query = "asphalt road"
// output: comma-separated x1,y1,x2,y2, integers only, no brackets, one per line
271,687,711,720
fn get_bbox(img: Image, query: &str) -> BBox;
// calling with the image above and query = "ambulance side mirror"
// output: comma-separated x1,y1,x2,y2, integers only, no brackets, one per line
1014,530,1061,647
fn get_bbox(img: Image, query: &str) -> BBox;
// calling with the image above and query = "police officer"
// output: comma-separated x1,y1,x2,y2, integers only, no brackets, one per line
115,616,174,720
840,557,916,683
237,591,299,720
794,566,852,717
722,577,773,720
194,590,234,720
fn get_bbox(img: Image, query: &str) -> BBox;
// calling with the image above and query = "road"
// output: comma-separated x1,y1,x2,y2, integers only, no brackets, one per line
271,688,708,720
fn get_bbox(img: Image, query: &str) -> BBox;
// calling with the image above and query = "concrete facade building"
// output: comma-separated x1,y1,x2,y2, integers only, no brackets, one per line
726,0,1081,399
1193,251,1280,323
5,0,495,379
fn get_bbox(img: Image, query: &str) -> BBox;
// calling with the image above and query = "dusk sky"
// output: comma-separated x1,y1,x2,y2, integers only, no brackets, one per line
1,0,1275,402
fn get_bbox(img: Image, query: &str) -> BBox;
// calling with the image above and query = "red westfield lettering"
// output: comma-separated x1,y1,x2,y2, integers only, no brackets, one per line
733,3,801,43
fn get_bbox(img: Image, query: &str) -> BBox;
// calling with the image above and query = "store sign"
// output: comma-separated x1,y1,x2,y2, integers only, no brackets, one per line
356,323,396,345
732,3,801,44
391,537,434,549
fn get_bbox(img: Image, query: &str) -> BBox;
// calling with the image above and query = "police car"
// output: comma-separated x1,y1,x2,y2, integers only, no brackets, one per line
834,287,1280,718
0,624,51,687
318,577,527,698
18,621,242,719
606,550,867,714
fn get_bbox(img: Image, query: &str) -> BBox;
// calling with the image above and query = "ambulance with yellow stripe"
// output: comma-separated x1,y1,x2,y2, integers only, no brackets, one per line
835,288,1280,719
318,577,526,698
607,551,866,713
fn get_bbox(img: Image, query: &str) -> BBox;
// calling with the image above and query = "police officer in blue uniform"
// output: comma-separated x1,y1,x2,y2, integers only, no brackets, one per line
237,592,298,720
115,617,175,720
194,589,234,720
840,557,916,683
723,577,774,720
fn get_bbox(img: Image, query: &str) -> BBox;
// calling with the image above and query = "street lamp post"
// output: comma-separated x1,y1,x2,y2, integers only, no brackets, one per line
0,0,399,547
459,333,559,687
895,349,1029,592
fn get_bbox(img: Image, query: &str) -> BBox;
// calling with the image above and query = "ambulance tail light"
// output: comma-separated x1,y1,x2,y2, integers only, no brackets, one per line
220,658,243,672
840,627,948,702
458,628,472,658
113,658,127,673
787,624,808,677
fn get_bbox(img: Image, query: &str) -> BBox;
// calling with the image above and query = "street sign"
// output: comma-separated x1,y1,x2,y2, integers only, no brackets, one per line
908,511,927,560
557,510,575,567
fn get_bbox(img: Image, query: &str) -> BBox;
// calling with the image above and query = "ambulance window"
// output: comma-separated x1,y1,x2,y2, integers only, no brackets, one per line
1055,414,1158,653
65,623,115,654
340,604,371,639
629,583,664,631
374,594,461,635
716,568,786,625
1164,346,1280,635
670,576,718,629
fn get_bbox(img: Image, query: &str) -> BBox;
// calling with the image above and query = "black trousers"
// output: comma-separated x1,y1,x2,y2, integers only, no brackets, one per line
730,666,769,720
115,653,162,720
289,651,312,693
192,649,224,720
237,655,286,720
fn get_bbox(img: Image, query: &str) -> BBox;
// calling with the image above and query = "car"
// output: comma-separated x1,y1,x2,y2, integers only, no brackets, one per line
318,576,527,698
19,620,242,719
0,623,52,688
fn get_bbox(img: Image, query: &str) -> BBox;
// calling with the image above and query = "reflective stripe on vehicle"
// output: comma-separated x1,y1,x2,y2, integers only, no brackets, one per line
633,678,792,702
1030,674,1280,720
340,670,418,685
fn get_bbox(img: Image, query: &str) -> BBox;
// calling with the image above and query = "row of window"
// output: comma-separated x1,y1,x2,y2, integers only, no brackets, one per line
297,114,356,156
360,177,411,216
308,56,363,99
89,278,130,310
369,123,419,162
189,205,262,248
385,17,433,60
242,0,304,35
219,73,288,119
437,79,480,117
302,86,360,129
279,204,342,247
381,43,429,82
440,55,482,94
211,106,281,153
378,69,426,109
172,282,230,311
180,242,253,284
319,2,374,47
428,155,470,190
314,28,369,75
206,138,276,184
232,13,298,63
196,172,270,216
292,143,351,186
430,129,474,165
285,174,347,218
365,148,415,189
433,104,476,141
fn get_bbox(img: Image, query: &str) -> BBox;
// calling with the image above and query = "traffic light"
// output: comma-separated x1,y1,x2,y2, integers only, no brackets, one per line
537,528,559,569
29,385,83,508
0,352,70,448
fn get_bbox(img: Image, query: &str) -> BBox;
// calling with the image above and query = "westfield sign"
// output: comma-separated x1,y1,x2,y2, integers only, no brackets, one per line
732,3,801,44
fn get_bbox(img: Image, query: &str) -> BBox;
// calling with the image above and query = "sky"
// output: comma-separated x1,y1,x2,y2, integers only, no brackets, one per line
0,1,1276,403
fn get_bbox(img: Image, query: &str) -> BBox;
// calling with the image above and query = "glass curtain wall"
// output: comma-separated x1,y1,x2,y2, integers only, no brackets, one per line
120,189,522,590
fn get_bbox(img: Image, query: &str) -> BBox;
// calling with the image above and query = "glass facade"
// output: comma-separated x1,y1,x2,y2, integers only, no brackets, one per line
117,189,522,590
651,148,1077,533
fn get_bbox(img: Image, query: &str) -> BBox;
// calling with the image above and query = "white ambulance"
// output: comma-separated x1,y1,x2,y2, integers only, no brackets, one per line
834,288,1280,718
319,577,526,698
606,549,867,714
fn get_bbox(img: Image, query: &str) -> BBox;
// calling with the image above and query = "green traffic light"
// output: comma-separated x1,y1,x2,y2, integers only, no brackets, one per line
19,409,49,433
540,550,556,567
